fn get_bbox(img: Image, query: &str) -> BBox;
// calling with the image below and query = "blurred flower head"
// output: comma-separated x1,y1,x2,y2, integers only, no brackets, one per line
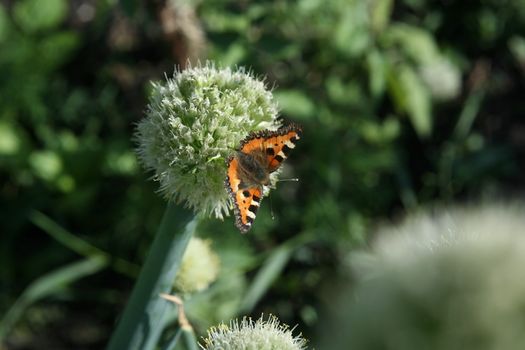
174,237,220,294
135,63,280,218
419,57,461,101
330,202,525,350
201,314,308,350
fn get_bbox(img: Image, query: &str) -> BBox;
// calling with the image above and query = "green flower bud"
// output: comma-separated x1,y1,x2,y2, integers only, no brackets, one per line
174,237,220,294
331,203,525,350
135,63,280,218
201,315,308,350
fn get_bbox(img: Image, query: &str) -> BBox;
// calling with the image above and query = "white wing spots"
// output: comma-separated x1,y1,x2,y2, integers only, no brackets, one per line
232,178,241,192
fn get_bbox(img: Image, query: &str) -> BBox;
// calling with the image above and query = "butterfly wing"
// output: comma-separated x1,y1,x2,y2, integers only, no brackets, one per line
225,123,302,233
240,123,302,172
225,156,263,233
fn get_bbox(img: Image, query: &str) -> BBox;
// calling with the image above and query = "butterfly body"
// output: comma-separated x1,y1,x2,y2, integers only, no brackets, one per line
225,124,302,233
235,150,271,187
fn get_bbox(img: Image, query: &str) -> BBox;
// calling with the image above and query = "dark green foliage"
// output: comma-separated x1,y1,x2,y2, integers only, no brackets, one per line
1,0,524,348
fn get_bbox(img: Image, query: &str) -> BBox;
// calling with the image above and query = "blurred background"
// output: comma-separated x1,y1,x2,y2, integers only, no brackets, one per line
1,0,524,349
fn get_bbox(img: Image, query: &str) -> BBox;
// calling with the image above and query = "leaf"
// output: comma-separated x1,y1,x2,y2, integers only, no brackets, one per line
0,120,21,156
29,150,62,181
382,23,440,65
107,204,197,350
0,257,107,340
333,2,371,57
274,89,315,119
239,245,293,313
370,0,393,33
366,49,387,98
217,42,246,67
509,35,525,65
0,4,9,43
39,31,79,70
13,0,68,33
388,64,432,138
29,210,140,277
121,0,138,17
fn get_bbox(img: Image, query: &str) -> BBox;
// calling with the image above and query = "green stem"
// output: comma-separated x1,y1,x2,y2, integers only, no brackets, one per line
107,203,196,350
162,327,182,350
182,327,199,350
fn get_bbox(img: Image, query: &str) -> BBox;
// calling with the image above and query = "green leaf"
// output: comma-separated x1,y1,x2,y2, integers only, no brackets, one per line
107,203,197,350
0,258,107,340
333,2,371,57
453,88,486,141
202,11,249,33
325,76,365,107
388,64,432,138
361,117,400,144
0,120,21,156
13,0,68,33
239,245,293,313
370,0,393,33
0,4,9,43
366,49,387,98
217,42,247,67
39,31,79,70
29,210,140,277
509,36,525,65
121,0,138,17
383,23,440,65
274,89,315,119
29,150,63,181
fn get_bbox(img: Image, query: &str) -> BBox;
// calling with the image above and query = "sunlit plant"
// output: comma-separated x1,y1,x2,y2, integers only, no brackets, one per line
108,63,281,350
201,315,308,350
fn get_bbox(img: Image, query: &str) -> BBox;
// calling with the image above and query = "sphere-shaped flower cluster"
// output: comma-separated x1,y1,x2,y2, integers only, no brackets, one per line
174,237,220,294
135,64,280,218
332,203,525,350
201,315,308,350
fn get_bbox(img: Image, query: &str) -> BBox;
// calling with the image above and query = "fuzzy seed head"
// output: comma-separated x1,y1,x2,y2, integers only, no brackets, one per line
201,315,308,350
135,63,280,218
336,202,525,350
419,58,461,101
174,237,220,294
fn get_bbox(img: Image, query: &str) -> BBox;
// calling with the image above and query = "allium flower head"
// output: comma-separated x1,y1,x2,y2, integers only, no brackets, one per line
174,237,220,293
419,57,461,101
201,315,308,350
331,202,525,350
135,63,280,218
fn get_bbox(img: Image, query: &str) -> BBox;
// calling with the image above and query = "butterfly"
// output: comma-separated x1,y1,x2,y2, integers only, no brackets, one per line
225,123,302,233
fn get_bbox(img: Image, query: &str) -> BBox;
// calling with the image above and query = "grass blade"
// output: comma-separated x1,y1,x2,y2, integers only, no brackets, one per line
29,210,140,277
239,245,293,313
0,257,107,340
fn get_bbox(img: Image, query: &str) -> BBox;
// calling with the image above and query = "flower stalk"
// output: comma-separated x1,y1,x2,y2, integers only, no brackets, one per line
107,203,196,350
108,63,281,350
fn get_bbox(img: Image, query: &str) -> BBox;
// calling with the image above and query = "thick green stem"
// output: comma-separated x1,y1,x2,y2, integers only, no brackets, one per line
107,203,196,350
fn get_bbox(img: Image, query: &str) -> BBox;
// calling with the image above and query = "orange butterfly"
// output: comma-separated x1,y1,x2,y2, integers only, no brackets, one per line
225,124,302,233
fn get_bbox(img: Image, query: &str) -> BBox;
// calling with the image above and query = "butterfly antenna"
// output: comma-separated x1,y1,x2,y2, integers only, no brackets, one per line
276,178,299,182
